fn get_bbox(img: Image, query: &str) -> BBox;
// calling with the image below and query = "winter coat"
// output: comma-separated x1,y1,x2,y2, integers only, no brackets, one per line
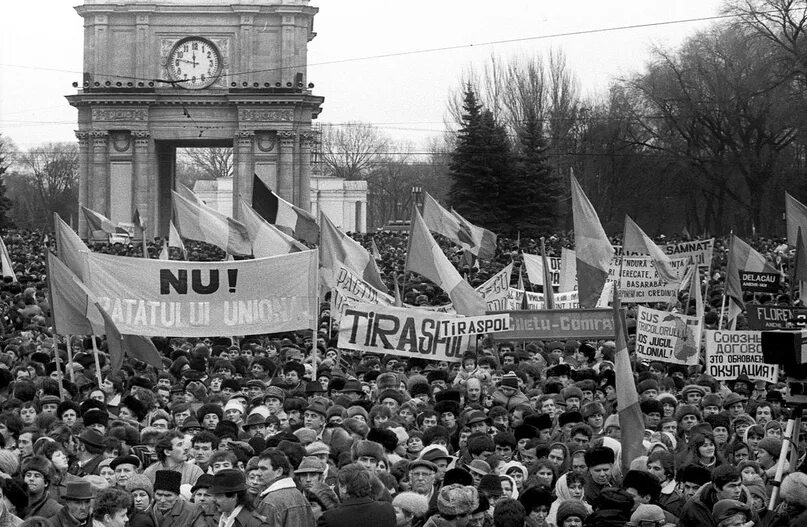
316,497,395,527
151,499,207,527
256,478,315,527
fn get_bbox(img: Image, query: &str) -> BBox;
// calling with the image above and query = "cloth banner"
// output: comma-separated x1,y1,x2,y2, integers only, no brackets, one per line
740,272,780,293
522,253,563,289
83,250,318,336
559,248,577,292
331,265,394,324
745,304,807,330
615,239,714,269
475,263,513,311
607,256,685,303
337,302,468,361
492,309,620,340
635,306,700,365
704,330,777,383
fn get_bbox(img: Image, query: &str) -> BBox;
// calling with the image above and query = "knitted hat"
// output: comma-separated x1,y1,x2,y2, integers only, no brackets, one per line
500,372,519,390
758,436,783,458
780,472,807,508
437,484,478,516
153,470,181,495
306,441,330,457
223,399,245,415
557,500,589,525
126,473,154,499
712,499,750,523
392,491,429,518
0,450,19,476
630,504,665,524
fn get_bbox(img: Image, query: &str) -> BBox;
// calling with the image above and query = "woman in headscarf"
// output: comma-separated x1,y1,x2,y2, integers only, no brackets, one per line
546,472,591,527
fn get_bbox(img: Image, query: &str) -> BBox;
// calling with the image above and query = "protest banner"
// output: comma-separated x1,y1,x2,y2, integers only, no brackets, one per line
745,304,807,330
635,306,700,365
439,313,511,337
493,309,620,340
606,256,684,303
522,253,563,289
740,271,780,293
704,330,777,383
559,248,577,292
337,303,468,360
553,290,580,309
615,239,714,268
476,263,512,311
84,250,318,337
507,288,544,310
331,265,393,323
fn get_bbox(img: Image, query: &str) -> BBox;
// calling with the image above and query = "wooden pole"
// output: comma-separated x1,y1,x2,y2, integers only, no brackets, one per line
90,336,103,387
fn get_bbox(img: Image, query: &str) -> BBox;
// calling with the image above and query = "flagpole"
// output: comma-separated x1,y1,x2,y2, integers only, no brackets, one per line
90,335,104,388
311,249,319,382
66,334,75,383
42,247,67,400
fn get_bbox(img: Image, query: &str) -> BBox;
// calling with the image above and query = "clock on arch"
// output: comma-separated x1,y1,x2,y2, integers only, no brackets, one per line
167,37,222,89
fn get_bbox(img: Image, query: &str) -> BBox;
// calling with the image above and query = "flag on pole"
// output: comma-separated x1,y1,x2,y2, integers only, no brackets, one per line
405,207,486,316
54,213,89,279
393,273,403,307
158,243,169,261
517,265,526,291
371,238,382,262
81,206,129,236
613,285,645,471
0,236,16,283
172,190,252,256
252,174,319,244
132,209,145,231
319,212,388,292
239,199,307,257
623,215,680,283
176,183,202,204
47,250,103,335
420,192,496,258
519,266,530,311
786,192,807,246
571,175,615,308
726,234,777,325
168,221,186,259
94,302,163,374
541,238,555,309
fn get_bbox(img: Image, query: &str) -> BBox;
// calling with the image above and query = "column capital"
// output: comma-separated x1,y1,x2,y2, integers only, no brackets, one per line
298,131,316,147
234,130,255,147
278,130,296,147
131,130,151,146
75,130,90,146
90,130,109,147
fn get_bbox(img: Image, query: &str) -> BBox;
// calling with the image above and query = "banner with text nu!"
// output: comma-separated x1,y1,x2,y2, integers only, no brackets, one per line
85,250,318,337
635,306,700,365
704,330,777,383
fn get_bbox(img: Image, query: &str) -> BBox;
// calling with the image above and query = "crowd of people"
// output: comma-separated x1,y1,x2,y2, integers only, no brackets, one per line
0,227,801,527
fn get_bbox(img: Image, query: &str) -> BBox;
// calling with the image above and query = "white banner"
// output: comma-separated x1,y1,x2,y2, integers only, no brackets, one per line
615,239,714,268
606,256,685,303
337,303,467,360
331,265,393,324
476,263,512,311
559,248,577,292
635,306,700,365
440,314,511,337
703,330,777,383
507,288,544,310
85,250,318,336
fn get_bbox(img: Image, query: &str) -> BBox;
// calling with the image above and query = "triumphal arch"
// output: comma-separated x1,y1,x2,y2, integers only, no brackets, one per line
67,0,324,238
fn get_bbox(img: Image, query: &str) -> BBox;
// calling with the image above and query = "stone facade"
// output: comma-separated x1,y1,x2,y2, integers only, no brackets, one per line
67,0,324,238
311,176,368,233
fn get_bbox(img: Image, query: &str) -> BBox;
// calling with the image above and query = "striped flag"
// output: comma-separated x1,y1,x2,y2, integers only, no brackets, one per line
0,235,16,282
54,213,89,279
421,192,496,259
81,206,129,236
252,174,319,244
405,207,486,316
319,212,388,293
726,234,777,325
613,285,645,471
571,175,615,308
172,190,252,256
239,199,307,257
160,221,186,261
623,215,680,284
46,250,102,335
786,192,807,246
95,301,163,373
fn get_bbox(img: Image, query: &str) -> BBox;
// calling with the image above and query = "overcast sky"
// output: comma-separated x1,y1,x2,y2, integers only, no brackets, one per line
1,0,726,150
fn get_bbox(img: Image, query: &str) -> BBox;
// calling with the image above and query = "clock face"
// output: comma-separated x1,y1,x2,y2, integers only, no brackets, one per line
167,37,222,89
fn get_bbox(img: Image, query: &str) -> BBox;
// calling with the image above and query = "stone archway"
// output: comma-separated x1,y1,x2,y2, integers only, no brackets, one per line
67,1,323,238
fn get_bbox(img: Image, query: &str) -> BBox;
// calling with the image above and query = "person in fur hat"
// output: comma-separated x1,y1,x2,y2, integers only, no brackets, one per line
21,455,62,519
424,484,478,527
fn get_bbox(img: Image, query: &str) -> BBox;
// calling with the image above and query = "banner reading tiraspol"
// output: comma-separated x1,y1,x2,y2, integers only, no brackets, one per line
704,330,777,383
492,309,620,340
337,303,510,360
635,306,700,365
85,250,318,337
745,304,807,330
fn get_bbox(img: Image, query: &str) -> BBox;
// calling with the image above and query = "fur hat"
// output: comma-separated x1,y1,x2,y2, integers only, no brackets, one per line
675,404,702,422
125,473,154,499
640,399,663,416
558,411,583,428
367,428,398,452
705,413,731,431
21,455,52,482
342,417,370,438
376,389,404,406
437,484,478,516
154,470,181,495
353,440,385,462
121,395,148,421
780,472,807,508
636,379,659,394
392,491,430,518
584,446,615,467
557,500,589,525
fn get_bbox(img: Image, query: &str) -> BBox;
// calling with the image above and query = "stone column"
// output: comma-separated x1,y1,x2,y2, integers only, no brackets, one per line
278,131,296,203
233,131,255,220
298,131,315,213
132,131,151,237
90,130,109,217
75,131,90,237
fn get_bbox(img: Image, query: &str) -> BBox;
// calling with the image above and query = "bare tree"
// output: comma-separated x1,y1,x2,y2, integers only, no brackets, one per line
320,122,389,180
18,142,79,228
178,147,233,180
